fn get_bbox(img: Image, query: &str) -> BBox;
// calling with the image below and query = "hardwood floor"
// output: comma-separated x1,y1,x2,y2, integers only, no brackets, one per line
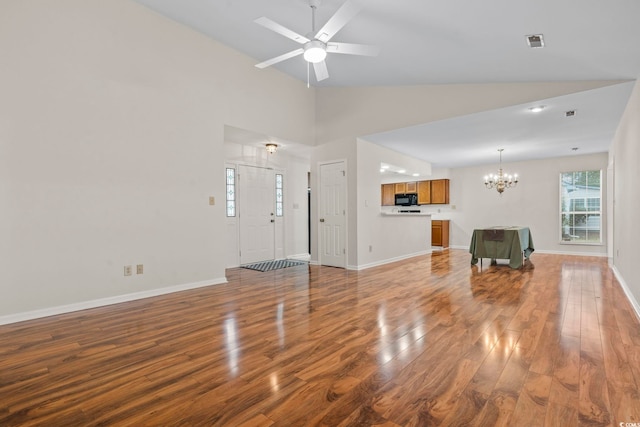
1,250,640,426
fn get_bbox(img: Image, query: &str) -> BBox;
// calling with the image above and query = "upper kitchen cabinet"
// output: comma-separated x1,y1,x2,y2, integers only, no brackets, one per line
380,179,449,206
417,181,431,205
381,184,395,206
430,179,450,204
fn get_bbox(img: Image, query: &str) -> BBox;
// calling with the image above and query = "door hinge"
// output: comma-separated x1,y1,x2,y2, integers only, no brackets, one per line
342,170,345,176
343,248,346,254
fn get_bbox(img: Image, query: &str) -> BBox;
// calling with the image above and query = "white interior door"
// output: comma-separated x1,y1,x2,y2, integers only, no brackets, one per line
239,165,275,264
319,161,346,268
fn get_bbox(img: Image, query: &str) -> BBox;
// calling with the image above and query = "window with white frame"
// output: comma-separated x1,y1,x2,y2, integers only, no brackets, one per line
560,170,601,243
226,167,236,217
275,173,283,217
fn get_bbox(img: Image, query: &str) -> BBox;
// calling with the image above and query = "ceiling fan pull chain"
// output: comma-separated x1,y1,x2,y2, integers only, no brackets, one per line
307,61,310,88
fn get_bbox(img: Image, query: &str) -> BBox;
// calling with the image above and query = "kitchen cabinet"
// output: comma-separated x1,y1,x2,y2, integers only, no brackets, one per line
381,184,395,206
417,180,431,205
432,220,450,248
381,178,450,206
430,179,450,204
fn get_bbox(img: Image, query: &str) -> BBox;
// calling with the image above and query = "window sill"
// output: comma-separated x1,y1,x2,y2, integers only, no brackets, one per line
558,241,604,246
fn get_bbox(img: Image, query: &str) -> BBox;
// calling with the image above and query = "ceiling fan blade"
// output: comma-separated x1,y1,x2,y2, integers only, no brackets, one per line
255,48,304,69
314,0,362,43
327,42,380,56
313,60,329,81
254,17,310,44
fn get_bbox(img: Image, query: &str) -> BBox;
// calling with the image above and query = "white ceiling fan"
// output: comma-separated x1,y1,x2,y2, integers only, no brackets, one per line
254,0,379,84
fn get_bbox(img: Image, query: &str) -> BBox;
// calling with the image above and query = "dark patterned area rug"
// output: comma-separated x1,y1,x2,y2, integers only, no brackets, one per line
241,259,308,272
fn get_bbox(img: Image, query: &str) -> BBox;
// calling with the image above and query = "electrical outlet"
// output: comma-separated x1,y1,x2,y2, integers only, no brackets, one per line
136,264,144,275
124,265,132,276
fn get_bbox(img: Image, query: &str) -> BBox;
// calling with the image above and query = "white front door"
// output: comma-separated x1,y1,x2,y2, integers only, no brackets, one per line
239,165,275,264
319,161,346,268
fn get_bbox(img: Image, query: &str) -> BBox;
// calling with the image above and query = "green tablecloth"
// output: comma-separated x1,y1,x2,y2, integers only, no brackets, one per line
469,226,534,268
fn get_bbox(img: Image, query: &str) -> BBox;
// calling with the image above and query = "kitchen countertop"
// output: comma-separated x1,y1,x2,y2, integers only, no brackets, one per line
380,211,432,216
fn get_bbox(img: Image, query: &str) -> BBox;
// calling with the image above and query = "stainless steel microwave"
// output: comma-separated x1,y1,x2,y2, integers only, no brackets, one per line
395,193,418,206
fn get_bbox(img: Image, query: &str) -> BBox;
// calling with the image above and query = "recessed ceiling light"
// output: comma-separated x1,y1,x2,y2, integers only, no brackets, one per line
526,34,545,48
398,169,406,174
412,173,419,177
529,105,545,113
380,168,385,173
381,164,390,169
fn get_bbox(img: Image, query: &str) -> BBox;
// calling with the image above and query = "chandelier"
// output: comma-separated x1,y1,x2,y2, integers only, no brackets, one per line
265,143,278,154
484,149,518,194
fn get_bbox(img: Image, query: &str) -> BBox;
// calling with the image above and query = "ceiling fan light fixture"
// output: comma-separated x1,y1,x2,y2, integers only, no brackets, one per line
303,41,327,63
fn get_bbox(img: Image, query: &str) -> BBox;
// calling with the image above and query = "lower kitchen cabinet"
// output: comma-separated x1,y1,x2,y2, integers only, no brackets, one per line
431,220,450,248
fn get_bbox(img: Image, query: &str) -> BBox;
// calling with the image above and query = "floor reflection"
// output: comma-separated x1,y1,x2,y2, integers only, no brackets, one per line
430,249,452,275
468,264,531,306
224,316,240,376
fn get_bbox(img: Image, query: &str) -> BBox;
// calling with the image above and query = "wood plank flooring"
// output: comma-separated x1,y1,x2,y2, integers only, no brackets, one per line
1,250,640,426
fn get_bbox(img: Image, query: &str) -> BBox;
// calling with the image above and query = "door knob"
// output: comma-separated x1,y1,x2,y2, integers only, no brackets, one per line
319,218,325,222
270,219,275,223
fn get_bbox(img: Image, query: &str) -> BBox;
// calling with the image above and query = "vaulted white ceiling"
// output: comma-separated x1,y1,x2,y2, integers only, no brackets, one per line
134,0,640,167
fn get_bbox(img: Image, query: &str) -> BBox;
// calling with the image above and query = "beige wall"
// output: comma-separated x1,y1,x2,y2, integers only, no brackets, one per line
0,0,314,320
2,0,637,322
611,79,640,315
448,153,608,254
312,82,625,267
315,82,628,143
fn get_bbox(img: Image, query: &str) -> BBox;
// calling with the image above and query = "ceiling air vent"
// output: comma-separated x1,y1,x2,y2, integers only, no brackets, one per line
526,34,545,48
565,110,576,117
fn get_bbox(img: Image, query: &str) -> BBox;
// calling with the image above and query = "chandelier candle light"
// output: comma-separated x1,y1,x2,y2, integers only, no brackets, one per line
484,149,518,194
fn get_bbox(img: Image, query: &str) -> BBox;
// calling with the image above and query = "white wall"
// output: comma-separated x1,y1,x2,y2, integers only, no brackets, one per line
611,78,640,316
356,139,433,268
0,0,314,321
447,153,608,255
316,82,628,142
2,0,634,322
311,82,623,271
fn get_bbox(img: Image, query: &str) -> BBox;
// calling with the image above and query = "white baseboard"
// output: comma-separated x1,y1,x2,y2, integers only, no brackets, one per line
533,249,608,257
611,265,640,323
287,253,311,261
0,277,227,326
450,245,608,258
349,250,432,271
